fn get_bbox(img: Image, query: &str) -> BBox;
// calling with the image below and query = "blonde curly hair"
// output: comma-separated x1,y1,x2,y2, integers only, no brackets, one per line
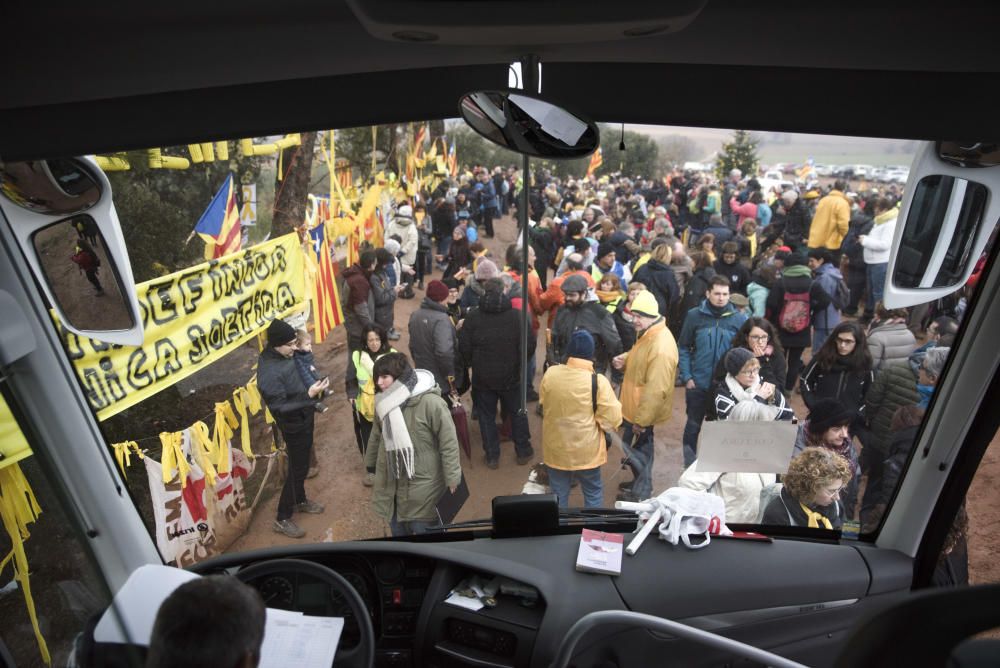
783,447,852,503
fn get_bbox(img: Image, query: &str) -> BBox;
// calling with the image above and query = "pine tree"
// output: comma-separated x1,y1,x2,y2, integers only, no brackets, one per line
715,130,760,181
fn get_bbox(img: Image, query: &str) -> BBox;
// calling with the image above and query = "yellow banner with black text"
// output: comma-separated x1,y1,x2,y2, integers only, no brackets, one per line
58,233,307,421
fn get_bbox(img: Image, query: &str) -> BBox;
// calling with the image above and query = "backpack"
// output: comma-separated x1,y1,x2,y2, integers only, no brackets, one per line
831,276,850,311
778,290,811,333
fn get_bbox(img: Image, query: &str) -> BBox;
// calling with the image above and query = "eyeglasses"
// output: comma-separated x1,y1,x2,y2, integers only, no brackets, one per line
738,367,761,377
748,334,769,342
836,338,856,346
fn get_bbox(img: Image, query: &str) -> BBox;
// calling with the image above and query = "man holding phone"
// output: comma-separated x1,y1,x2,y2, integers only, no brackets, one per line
258,318,330,538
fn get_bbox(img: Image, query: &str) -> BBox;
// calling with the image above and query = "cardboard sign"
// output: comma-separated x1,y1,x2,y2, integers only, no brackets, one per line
696,420,799,474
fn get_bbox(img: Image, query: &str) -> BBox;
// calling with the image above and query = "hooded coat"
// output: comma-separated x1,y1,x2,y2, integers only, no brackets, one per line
620,319,679,427
539,357,622,471
342,264,375,344
364,370,462,523
370,268,396,331
799,355,874,417
408,298,458,392
551,299,623,374
632,258,681,319
457,289,522,390
386,213,418,266
807,190,851,250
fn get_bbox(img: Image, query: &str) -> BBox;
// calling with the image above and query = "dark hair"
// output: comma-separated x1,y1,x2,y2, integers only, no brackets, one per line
566,220,584,237
813,321,872,372
375,247,394,269
361,323,391,356
360,249,378,269
833,179,848,192
731,317,784,358
698,232,716,249
147,576,265,668
807,247,834,265
708,275,731,290
372,351,411,385
721,241,739,255
933,316,960,338
572,237,591,254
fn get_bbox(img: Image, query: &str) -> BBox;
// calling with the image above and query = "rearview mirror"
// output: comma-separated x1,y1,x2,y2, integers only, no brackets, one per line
458,90,599,159
0,157,145,345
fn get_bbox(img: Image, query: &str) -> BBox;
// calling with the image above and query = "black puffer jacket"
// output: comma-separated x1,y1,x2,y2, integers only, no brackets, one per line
632,259,680,319
763,200,811,249
680,266,716,317
863,357,921,457
799,356,874,416
551,300,623,374
457,290,521,390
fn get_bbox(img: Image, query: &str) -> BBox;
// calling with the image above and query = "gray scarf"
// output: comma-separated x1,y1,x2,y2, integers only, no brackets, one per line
374,372,418,479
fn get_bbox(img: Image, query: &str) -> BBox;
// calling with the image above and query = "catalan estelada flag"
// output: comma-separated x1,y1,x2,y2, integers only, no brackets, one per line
585,147,603,178
447,138,458,177
309,223,343,342
194,174,242,260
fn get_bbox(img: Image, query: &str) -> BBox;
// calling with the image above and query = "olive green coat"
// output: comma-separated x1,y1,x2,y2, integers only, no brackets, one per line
364,370,462,522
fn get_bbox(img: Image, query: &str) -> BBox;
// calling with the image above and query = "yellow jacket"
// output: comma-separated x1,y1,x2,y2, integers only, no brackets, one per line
539,358,622,471
620,319,679,427
807,190,851,250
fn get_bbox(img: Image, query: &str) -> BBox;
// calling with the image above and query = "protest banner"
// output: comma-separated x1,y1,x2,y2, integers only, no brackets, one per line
57,233,307,421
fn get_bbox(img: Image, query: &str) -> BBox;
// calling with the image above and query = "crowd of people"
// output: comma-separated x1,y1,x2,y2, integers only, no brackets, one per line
253,163,972,580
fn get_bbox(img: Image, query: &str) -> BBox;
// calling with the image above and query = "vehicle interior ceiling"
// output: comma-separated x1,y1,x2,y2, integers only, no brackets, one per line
5,3,1000,667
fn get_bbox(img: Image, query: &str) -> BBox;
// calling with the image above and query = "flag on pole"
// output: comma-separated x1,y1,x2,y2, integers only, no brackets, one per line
447,138,458,177
413,124,428,158
309,223,343,342
585,147,603,178
194,174,242,260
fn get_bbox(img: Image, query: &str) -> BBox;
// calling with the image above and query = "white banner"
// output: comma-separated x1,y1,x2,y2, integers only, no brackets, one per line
144,430,254,566
696,421,799,474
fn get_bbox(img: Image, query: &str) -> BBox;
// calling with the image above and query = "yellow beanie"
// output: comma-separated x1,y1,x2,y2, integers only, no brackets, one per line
630,290,660,317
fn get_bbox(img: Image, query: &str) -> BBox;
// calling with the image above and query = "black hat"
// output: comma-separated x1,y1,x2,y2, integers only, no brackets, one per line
724,348,756,376
785,252,808,267
597,241,615,260
267,319,297,348
807,398,854,434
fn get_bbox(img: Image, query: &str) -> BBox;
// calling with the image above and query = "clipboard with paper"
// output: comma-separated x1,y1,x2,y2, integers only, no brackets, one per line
696,421,799,474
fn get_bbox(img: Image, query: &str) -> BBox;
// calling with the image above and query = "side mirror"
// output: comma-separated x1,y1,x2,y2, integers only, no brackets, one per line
0,156,144,345
883,142,1000,309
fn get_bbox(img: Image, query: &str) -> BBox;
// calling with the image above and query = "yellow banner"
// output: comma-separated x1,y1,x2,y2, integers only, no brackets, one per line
0,395,32,471
58,234,307,421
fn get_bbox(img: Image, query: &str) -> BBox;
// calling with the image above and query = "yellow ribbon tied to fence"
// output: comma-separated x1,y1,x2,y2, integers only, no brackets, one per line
232,386,262,460
211,402,240,474
0,463,50,665
160,431,190,487
111,441,145,479
188,421,219,486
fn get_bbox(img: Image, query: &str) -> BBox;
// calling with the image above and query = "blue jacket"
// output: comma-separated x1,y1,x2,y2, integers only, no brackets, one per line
678,300,748,389
476,180,498,211
812,263,843,331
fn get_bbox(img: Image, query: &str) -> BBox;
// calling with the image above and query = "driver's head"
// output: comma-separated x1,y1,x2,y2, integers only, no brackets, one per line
147,575,266,668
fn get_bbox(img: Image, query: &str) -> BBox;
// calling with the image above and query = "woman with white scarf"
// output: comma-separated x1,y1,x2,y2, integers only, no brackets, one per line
363,352,462,536
712,347,794,422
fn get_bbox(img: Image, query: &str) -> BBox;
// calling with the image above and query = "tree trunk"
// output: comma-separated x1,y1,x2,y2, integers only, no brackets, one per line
272,131,318,237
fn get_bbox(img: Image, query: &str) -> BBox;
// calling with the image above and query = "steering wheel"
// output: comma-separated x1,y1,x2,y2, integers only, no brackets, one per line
236,558,375,668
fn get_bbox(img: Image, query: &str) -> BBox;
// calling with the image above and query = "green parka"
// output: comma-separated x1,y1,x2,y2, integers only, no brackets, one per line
364,369,462,522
